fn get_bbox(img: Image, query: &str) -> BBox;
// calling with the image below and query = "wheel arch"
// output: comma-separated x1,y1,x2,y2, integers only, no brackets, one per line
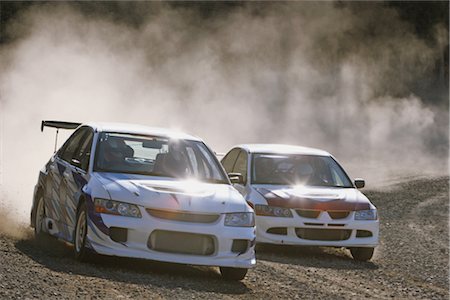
76,194,87,214
30,185,45,228
73,194,88,244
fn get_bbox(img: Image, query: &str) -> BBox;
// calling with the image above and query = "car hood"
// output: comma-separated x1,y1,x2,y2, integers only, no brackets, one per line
94,172,249,213
254,185,372,211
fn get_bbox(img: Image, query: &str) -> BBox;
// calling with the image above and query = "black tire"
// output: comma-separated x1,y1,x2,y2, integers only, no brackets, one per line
34,195,48,241
74,201,92,262
219,267,248,281
350,247,374,261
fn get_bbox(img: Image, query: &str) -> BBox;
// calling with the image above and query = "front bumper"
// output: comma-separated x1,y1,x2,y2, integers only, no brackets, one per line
86,210,256,269
256,210,379,247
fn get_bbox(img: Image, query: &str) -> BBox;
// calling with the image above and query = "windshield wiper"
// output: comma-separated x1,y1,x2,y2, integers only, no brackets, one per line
309,184,353,188
95,169,172,177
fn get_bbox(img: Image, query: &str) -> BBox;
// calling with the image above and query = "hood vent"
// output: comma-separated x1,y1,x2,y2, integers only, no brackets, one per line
139,183,212,197
143,185,185,193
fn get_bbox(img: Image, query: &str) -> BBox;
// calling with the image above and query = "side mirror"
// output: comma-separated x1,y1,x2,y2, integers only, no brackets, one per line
354,178,365,189
228,173,245,185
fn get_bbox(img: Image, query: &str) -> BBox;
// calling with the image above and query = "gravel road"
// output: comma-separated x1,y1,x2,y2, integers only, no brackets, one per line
0,176,448,299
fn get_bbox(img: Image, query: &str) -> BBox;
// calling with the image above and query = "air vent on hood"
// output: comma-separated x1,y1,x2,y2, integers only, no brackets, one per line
144,185,186,193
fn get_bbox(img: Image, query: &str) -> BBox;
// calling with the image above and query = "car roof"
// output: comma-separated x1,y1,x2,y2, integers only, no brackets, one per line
83,122,202,141
235,144,331,156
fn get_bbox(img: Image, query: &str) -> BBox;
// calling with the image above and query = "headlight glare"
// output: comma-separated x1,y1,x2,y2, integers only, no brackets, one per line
255,204,293,217
224,212,255,227
94,198,141,218
354,209,377,220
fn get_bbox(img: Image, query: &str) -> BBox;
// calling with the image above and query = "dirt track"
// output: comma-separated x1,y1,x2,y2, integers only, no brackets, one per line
0,176,448,299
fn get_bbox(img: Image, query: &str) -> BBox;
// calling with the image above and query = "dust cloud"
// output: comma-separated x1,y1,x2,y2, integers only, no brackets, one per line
0,3,448,235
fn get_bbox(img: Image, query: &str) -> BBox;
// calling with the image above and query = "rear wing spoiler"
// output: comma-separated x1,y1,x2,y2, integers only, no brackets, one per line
41,120,81,132
41,120,82,152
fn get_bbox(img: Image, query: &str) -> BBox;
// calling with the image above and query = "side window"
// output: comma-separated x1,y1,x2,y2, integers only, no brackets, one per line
233,151,248,183
74,130,94,171
59,128,88,163
221,148,240,174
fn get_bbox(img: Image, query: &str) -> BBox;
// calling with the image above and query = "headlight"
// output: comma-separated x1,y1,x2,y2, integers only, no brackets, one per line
254,204,293,217
94,198,141,218
354,209,377,220
224,212,255,227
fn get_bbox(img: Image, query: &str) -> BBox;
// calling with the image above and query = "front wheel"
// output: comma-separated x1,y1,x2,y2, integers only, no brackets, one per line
219,267,248,281
350,247,374,261
74,202,92,262
34,195,47,240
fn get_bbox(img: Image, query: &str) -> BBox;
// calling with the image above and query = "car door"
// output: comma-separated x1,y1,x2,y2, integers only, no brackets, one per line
55,127,91,241
44,128,86,228
60,127,94,241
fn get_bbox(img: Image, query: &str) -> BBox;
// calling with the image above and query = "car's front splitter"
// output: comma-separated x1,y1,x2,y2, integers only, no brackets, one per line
255,212,379,247
86,212,256,269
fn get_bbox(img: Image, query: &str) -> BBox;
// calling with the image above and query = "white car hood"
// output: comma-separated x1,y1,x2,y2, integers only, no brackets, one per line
94,172,249,213
254,185,372,210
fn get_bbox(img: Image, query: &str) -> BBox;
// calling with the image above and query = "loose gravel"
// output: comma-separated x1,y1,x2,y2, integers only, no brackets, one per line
0,176,448,299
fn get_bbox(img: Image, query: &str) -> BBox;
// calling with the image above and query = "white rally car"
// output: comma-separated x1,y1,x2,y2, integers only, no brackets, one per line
221,144,379,261
31,121,256,280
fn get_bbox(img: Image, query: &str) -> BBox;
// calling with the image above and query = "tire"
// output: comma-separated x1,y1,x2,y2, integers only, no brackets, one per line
74,201,92,262
350,247,374,261
34,195,47,240
219,267,248,281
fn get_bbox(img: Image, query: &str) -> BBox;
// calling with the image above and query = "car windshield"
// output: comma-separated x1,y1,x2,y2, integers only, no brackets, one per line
94,132,228,184
251,153,353,188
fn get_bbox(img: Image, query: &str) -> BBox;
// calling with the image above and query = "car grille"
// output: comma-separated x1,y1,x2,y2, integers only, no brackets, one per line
296,210,350,220
146,209,220,223
327,211,350,219
295,228,351,241
356,230,373,238
303,222,324,226
231,239,250,253
266,227,288,235
296,210,321,218
148,230,215,256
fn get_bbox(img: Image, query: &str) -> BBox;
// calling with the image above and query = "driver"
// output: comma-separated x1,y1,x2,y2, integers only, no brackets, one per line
102,138,127,170
294,161,315,185
162,142,189,178
255,157,273,182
